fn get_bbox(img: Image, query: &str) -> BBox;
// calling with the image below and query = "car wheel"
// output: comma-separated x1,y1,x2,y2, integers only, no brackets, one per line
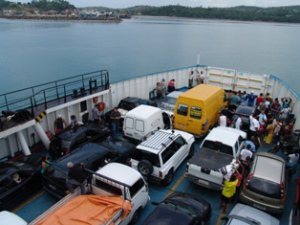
162,169,174,186
188,142,195,158
129,207,142,224
137,160,153,176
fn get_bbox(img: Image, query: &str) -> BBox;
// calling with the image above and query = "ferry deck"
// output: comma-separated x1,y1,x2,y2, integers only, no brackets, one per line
0,65,299,224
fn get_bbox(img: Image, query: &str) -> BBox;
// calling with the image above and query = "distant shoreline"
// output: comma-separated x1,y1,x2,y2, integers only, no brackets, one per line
0,15,122,23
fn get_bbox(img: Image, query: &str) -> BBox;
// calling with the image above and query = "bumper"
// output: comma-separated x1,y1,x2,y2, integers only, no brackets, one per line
239,191,284,214
185,173,222,190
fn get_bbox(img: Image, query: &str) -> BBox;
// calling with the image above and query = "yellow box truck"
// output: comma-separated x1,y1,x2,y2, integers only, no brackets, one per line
173,84,225,137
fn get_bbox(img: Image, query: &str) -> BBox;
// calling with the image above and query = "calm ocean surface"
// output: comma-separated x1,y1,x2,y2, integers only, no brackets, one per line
0,16,300,94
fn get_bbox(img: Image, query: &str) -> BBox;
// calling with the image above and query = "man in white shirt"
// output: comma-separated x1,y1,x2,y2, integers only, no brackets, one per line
249,114,260,138
219,112,227,127
235,116,242,130
240,145,253,161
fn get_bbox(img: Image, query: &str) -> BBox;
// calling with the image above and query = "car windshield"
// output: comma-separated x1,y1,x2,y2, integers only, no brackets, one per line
132,150,160,167
202,140,233,155
248,177,281,199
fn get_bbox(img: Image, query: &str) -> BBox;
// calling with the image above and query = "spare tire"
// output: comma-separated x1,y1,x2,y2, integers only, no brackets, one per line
137,160,153,176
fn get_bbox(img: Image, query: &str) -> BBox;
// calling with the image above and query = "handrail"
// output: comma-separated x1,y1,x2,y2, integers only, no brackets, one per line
0,70,110,116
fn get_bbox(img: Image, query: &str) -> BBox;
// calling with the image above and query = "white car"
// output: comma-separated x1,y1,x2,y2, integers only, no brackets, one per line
222,203,280,225
129,129,195,186
159,91,183,116
0,211,27,225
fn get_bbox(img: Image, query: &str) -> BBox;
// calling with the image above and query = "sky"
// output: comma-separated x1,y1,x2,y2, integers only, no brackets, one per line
12,0,300,8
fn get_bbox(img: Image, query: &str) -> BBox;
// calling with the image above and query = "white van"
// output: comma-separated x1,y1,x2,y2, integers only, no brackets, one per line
123,105,166,141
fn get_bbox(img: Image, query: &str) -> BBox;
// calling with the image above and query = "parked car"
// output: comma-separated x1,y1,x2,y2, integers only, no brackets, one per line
158,91,183,116
239,152,287,214
221,203,280,225
186,126,246,190
49,124,110,159
104,96,157,124
43,141,135,199
143,192,211,225
129,129,195,186
0,210,27,225
0,160,42,210
233,105,256,131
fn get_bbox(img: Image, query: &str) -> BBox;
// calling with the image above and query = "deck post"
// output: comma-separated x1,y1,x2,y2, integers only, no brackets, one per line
17,131,31,156
34,123,50,150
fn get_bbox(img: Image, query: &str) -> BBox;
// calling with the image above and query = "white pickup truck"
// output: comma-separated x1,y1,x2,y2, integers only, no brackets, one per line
29,163,149,225
186,127,246,190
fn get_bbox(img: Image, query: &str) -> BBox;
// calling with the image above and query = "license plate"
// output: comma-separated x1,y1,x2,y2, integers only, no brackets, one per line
48,184,57,190
253,203,266,211
197,179,209,186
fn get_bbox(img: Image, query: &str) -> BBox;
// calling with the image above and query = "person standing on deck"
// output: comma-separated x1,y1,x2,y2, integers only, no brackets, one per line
54,115,67,134
219,112,227,127
110,107,121,141
167,79,175,93
92,104,102,126
66,162,87,194
70,115,78,132
220,175,238,213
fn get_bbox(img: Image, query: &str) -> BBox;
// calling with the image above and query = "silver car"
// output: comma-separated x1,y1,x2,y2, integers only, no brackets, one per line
239,152,286,214
222,203,280,225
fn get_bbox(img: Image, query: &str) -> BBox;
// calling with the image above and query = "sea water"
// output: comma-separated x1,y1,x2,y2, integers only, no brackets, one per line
0,16,300,94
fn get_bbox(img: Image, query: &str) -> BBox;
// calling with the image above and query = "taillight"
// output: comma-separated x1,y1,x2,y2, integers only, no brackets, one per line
159,171,163,178
243,173,253,189
280,182,285,198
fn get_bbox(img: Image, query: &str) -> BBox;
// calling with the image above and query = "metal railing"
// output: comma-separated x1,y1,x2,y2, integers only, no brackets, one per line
0,70,110,116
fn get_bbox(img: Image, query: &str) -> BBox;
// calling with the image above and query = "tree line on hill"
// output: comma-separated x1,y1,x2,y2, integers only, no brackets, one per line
1,0,300,23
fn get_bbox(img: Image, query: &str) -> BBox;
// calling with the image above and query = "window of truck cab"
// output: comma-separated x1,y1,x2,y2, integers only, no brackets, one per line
190,106,202,119
177,104,188,116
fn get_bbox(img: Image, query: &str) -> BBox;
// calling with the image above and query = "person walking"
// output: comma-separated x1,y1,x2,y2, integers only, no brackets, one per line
66,162,87,194
110,107,121,141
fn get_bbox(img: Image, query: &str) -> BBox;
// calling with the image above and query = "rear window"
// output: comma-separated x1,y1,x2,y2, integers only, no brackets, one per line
248,177,281,199
177,104,188,116
202,140,233,155
132,150,160,167
190,106,202,119
119,101,136,111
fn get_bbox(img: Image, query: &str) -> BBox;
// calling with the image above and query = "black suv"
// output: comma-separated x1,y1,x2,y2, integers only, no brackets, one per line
104,97,157,124
43,140,135,199
49,124,110,159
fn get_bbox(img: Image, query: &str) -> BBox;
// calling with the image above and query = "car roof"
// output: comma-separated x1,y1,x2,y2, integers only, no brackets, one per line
253,153,285,183
137,130,180,154
126,105,162,119
204,127,246,147
143,204,193,225
96,163,142,186
166,91,183,98
55,143,109,169
229,203,279,225
57,126,87,141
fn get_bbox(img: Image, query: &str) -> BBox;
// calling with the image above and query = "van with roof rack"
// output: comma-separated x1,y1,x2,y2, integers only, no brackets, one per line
129,129,195,186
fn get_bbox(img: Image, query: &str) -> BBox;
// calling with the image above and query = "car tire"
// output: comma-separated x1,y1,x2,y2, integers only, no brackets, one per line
129,207,142,224
188,142,195,158
162,169,174,186
137,160,153,176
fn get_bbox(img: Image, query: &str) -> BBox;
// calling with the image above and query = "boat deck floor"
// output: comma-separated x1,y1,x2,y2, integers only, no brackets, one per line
14,142,299,225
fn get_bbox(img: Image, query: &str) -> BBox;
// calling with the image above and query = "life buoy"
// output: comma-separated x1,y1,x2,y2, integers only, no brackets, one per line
93,96,98,104
97,102,106,112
